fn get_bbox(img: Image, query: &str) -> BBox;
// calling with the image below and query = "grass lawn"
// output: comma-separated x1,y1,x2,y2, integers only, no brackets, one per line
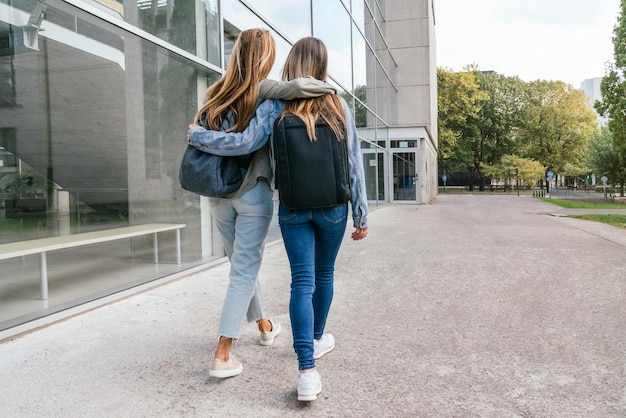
538,197,626,229
568,214,626,229
538,197,626,209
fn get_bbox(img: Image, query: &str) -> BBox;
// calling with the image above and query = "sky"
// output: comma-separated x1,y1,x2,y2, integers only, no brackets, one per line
435,0,621,88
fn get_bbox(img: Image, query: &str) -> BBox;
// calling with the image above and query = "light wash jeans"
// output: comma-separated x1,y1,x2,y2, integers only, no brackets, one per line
210,180,274,338
278,203,348,370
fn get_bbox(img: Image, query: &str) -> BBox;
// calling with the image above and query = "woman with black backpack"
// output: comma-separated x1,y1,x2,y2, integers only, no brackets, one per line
272,37,369,401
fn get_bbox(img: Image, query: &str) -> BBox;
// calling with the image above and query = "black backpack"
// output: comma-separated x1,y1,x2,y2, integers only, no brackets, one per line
272,115,350,209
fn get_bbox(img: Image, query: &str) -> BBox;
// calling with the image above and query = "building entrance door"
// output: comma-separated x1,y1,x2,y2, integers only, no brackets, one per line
391,151,418,203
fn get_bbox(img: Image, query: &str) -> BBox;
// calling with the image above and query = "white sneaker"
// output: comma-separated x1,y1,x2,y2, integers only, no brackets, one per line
313,334,335,360
297,370,322,401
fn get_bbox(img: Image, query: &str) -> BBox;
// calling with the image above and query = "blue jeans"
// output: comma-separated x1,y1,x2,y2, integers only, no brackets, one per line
278,203,348,370
210,180,274,338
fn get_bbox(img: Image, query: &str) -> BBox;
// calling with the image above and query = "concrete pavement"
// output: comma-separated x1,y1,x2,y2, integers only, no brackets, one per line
1,194,625,417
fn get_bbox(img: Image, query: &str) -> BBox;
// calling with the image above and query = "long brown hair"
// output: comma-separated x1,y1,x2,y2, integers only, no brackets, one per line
195,28,276,132
281,37,346,141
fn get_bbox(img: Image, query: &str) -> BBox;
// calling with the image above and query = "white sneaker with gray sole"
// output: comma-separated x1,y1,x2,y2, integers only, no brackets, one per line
297,370,322,401
313,333,335,359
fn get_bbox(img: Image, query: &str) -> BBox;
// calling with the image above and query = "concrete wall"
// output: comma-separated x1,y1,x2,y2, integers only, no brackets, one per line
385,0,438,203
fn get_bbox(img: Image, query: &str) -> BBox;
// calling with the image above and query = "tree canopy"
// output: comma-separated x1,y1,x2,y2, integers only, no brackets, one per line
595,0,626,194
517,80,597,175
438,69,598,190
437,67,487,188
438,2,626,194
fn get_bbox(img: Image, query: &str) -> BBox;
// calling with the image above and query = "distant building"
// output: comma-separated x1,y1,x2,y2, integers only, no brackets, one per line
579,77,608,126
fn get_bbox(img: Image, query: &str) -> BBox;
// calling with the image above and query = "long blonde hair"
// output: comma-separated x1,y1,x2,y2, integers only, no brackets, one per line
281,37,346,141
195,28,276,132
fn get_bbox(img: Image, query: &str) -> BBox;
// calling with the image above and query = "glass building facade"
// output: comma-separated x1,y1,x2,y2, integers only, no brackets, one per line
0,0,437,333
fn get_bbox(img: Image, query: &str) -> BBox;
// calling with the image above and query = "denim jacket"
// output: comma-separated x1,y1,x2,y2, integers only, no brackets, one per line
188,98,369,228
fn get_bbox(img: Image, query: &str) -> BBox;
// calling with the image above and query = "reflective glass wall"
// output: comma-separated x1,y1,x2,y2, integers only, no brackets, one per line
0,0,397,332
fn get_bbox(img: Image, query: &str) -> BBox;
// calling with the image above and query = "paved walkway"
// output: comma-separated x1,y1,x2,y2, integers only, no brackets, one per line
1,195,625,417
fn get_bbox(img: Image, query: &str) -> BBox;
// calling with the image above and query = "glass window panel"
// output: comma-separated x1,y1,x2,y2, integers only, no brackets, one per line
362,3,377,126
85,0,124,18
370,0,384,25
0,134,18,168
353,88,367,128
126,0,197,53
222,0,270,36
91,0,221,64
352,24,367,108
388,60,397,121
221,1,268,62
361,147,385,203
0,0,222,331
352,0,365,32
244,0,311,41
363,1,376,43
48,0,221,60
393,151,416,200
374,22,388,74
0,55,16,107
359,116,387,203
313,0,352,90
200,0,220,64
41,3,76,31
375,60,390,122
273,34,293,80
357,112,376,146
221,1,288,79
391,140,417,148
362,149,376,192
1,0,37,14
352,25,367,88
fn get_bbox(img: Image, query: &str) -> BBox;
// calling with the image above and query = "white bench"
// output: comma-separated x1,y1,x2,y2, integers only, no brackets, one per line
0,223,186,300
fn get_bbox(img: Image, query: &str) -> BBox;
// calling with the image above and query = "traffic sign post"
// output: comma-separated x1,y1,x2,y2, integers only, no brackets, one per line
547,171,553,194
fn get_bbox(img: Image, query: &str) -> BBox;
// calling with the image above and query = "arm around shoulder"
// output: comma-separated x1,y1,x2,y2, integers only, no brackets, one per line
188,99,282,156
258,77,337,101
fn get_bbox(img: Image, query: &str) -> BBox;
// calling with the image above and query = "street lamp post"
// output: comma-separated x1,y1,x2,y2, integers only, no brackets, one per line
508,168,511,193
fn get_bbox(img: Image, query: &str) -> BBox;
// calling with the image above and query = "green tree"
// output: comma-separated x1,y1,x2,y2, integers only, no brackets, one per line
484,155,544,190
437,67,487,188
518,80,597,188
341,85,367,128
470,72,526,190
561,162,589,188
595,0,626,195
587,128,626,194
